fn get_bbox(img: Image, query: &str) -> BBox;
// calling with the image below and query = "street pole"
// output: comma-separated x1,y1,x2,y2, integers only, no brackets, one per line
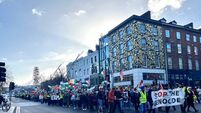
9,90,11,101
163,35,169,84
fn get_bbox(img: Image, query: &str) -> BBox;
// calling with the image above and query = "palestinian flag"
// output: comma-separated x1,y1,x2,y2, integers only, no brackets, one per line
69,79,77,85
101,69,106,75
139,80,144,87
85,79,90,86
120,69,124,81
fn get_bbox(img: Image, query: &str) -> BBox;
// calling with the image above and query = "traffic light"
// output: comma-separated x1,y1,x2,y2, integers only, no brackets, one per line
9,82,15,90
0,62,6,82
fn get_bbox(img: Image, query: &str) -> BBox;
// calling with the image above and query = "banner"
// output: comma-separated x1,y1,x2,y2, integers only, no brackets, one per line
151,88,185,108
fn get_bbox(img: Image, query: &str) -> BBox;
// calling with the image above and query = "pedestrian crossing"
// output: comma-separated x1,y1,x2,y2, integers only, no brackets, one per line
0,106,15,113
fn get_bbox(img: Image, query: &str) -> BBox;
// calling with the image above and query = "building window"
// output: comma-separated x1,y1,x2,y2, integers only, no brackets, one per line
186,34,190,41
119,31,124,39
91,57,93,64
165,30,170,38
200,37,201,43
188,59,192,70
120,58,124,68
120,44,124,54
187,45,191,54
168,57,172,69
126,26,132,35
177,44,182,54
166,43,171,53
112,61,116,72
152,26,158,35
112,35,116,43
87,68,89,75
179,58,183,69
75,71,77,76
194,46,198,55
127,40,133,51
95,56,97,62
155,55,160,68
127,55,133,69
176,32,181,39
141,38,147,49
195,60,199,71
142,55,147,67
193,35,197,42
84,69,86,75
139,23,146,33
153,40,159,51
112,47,117,57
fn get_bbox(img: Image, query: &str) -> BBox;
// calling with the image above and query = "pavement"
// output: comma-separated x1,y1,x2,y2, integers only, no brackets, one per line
1,98,201,113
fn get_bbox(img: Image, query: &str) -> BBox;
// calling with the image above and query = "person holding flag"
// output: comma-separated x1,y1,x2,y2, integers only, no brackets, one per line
147,85,155,113
114,87,124,113
137,80,147,113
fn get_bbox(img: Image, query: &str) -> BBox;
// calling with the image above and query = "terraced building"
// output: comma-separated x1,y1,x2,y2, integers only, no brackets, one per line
99,11,201,87
99,11,166,87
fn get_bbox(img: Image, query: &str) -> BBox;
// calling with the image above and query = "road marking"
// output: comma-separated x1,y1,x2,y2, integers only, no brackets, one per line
12,102,41,107
16,107,20,113
0,106,15,113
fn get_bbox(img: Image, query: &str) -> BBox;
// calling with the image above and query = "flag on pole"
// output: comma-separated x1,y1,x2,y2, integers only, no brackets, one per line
101,69,106,80
139,80,144,87
69,79,76,85
86,79,90,86
78,80,81,86
101,69,106,76
159,82,164,90
120,69,124,81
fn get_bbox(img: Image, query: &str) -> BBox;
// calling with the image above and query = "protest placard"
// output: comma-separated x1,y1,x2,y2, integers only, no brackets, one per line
151,88,185,108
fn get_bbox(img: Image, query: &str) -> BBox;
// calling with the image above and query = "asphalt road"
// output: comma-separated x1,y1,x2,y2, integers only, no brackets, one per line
10,98,201,113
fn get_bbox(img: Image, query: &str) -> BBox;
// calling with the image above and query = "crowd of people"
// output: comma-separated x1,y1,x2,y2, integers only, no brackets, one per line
16,83,201,113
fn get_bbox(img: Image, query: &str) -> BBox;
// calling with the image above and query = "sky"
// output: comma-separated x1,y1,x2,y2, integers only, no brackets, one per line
0,0,201,85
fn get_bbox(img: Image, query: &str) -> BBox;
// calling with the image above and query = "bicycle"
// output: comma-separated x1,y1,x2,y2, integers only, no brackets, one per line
0,98,11,112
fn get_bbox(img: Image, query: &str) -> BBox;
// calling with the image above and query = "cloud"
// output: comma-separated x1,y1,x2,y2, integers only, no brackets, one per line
187,7,191,10
147,0,186,18
1,58,7,62
18,59,24,63
40,67,55,79
32,8,44,16
41,51,73,62
74,10,86,16
0,0,5,4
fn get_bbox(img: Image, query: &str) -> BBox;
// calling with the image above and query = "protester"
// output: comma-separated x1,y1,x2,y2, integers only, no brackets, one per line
186,87,199,112
147,85,155,113
71,93,76,109
39,93,44,104
97,86,105,113
16,80,201,113
108,88,115,113
114,87,124,113
137,85,147,113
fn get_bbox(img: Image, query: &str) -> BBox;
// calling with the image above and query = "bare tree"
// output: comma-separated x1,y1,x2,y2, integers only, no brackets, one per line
33,67,41,85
